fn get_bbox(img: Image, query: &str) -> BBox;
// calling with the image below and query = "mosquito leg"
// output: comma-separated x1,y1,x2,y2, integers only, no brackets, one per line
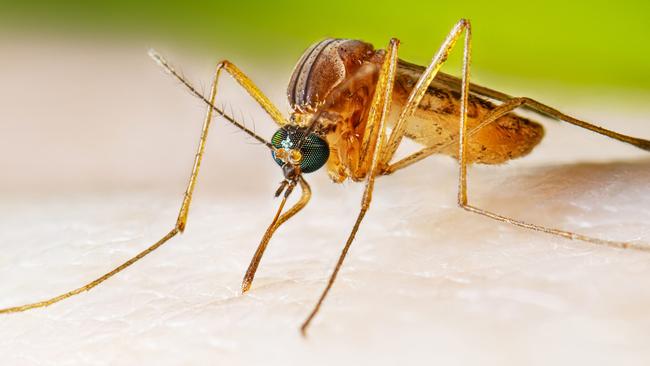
241,177,312,293
375,19,649,250
209,60,289,127
0,61,228,314
506,97,650,151
152,51,315,293
455,100,650,251
441,34,650,250
242,56,402,291
0,52,287,314
385,95,650,173
378,19,471,169
149,52,285,232
380,16,648,175
300,38,400,336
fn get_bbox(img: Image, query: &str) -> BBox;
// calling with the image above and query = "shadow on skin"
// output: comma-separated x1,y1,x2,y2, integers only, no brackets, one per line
463,157,650,242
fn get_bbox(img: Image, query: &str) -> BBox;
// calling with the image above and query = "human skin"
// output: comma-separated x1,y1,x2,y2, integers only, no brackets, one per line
1,36,649,366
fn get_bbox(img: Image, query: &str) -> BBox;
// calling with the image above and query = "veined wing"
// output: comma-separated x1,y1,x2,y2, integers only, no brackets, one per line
391,59,545,164
397,59,555,120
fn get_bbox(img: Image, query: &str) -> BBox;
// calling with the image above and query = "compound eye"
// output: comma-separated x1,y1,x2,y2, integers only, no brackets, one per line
271,127,329,173
297,132,330,173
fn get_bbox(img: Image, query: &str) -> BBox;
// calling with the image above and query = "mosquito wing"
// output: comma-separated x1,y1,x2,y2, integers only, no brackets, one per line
391,59,545,164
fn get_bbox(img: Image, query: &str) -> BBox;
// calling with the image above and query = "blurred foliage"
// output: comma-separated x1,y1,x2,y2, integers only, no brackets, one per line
0,0,649,89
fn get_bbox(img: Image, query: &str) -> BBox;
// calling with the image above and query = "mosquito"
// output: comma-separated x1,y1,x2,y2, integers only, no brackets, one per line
2,19,649,336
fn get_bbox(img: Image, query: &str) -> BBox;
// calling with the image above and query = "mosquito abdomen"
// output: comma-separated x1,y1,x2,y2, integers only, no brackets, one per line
392,60,545,164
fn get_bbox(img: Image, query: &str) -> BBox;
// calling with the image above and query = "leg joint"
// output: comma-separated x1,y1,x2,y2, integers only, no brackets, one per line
216,59,232,69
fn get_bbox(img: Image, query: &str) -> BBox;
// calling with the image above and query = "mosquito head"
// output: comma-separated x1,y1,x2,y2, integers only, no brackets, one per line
271,126,329,181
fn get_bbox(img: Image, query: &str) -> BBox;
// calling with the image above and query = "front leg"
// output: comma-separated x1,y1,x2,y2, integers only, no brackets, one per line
379,19,472,170
300,38,400,336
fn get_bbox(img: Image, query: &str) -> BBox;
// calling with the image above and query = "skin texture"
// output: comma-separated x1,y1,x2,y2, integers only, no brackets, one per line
1,34,650,366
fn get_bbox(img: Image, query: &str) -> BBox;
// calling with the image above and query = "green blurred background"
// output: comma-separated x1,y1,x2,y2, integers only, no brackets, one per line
0,0,649,89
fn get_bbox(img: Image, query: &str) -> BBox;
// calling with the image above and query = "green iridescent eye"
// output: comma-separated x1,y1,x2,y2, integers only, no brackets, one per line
271,127,330,173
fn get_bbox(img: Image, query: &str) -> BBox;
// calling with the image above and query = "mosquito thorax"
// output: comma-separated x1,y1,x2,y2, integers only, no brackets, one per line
271,126,329,174
287,38,380,112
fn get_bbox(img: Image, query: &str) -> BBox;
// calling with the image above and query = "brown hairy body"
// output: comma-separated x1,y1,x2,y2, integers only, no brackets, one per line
287,39,544,182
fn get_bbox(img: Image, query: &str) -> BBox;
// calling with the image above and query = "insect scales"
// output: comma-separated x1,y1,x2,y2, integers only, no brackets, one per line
1,19,649,336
